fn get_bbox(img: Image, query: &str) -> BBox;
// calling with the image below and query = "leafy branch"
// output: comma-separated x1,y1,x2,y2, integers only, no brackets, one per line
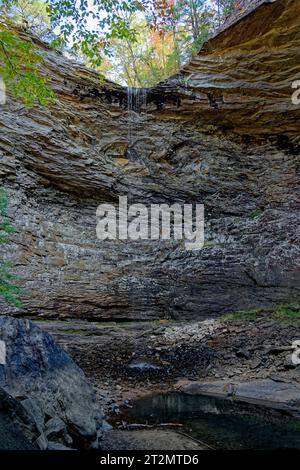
0,26,55,106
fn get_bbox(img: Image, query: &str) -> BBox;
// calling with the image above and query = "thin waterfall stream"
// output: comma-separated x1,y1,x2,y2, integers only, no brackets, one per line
126,86,162,400
127,87,148,147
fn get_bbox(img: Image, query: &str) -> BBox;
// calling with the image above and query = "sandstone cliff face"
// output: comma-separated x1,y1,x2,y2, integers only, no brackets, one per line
0,0,299,320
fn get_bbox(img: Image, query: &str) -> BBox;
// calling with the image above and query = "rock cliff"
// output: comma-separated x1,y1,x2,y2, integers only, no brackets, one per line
0,0,299,320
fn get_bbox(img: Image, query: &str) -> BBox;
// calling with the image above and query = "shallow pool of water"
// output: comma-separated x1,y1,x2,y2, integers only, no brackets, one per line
123,392,300,450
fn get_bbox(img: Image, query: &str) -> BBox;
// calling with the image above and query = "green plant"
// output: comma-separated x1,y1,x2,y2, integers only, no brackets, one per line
274,303,300,322
0,0,144,104
0,188,22,307
221,308,261,321
249,208,264,220
0,0,246,97
221,303,300,324
0,26,56,107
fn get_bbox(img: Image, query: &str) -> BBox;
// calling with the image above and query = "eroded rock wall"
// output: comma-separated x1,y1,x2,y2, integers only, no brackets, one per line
0,0,299,320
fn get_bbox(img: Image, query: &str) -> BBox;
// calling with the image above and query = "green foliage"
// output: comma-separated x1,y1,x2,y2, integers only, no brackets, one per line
47,0,147,68
217,0,236,18
0,188,22,307
0,0,148,102
97,0,238,86
249,208,264,220
221,303,300,324
249,208,263,220
0,27,55,106
3,0,51,37
221,308,261,321
100,14,182,87
0,0,247,100
274,303,300,322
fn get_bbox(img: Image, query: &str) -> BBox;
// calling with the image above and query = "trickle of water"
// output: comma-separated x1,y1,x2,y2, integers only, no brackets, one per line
127,87,148,146
125,88,149,361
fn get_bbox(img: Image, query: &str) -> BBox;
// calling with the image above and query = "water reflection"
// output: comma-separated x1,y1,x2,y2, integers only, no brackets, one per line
124,392,300,450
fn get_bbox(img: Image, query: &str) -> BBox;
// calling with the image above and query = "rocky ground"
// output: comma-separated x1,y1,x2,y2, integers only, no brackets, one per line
36,312,300,420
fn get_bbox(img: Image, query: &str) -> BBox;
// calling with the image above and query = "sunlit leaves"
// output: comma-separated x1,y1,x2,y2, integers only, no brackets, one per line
0,28,55,106
2,0,51,37
0,189,22,308
47,0,146,67
0,0,239,105
97,15,180,87
0,0,146,105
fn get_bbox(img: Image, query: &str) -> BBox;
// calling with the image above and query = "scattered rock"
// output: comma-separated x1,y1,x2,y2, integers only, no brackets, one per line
284,355,297,370
101,429,206,450
236,349,251,360
250,358,262,369
37,317,300,417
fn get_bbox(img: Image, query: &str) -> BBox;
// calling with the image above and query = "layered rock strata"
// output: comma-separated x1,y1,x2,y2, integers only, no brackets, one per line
0,0,299,320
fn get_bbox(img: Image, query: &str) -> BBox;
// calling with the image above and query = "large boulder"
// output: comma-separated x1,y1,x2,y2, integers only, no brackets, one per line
0,316,102,449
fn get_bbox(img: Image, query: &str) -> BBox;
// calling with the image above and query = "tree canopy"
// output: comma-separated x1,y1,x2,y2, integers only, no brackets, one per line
0,0,245,104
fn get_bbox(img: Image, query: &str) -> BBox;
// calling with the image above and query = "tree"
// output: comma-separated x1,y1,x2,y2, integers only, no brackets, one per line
0,27,56,106
98,14,180,87
47,0,150,68
0,0,149,104
0,0,249,103
212,0,235,27
0,189,22,307
71,0,241,87
174,0,214,57
3,0,51,38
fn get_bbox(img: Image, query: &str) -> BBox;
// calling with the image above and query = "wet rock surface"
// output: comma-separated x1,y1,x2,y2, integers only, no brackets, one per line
0,316,102,449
